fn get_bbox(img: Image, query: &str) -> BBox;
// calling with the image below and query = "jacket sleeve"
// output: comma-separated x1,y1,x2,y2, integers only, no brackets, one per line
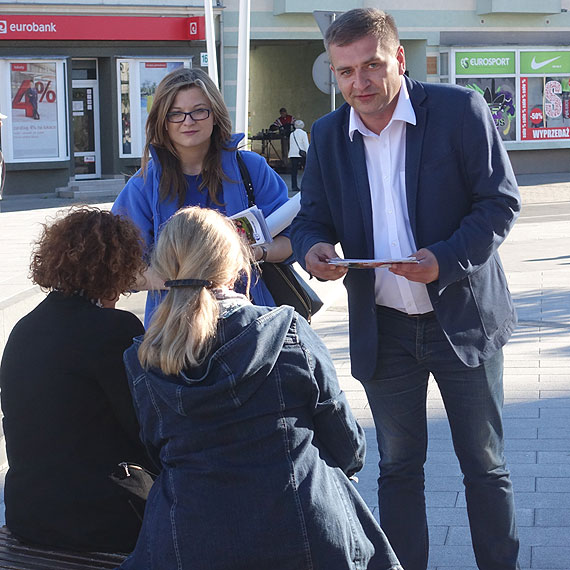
428,89,521,292
111,169,156,256
290,121,340,270
297,316,365,477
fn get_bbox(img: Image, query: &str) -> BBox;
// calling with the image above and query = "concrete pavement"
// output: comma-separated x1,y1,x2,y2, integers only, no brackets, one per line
0,174,570,568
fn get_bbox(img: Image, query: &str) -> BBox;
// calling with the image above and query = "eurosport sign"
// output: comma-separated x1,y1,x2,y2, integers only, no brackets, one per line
0,15,205,41
455,52,515,75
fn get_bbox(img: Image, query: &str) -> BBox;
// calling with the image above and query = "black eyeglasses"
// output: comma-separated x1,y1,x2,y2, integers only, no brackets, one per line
166,109,211,123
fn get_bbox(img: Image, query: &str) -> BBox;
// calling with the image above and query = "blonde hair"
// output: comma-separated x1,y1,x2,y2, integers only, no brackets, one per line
138,206,253,375
142,68,234,207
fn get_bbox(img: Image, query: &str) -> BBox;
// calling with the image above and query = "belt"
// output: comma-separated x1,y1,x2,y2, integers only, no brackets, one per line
376,305,435,319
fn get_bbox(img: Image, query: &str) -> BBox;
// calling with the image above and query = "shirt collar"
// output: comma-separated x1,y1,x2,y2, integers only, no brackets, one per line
348,76,416,140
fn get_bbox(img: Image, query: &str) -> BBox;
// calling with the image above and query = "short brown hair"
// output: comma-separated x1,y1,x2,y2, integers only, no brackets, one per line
30,206,145,301
324,8,399,52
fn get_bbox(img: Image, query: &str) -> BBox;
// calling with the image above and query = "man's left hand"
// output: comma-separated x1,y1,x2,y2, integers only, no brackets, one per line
389,248,439,284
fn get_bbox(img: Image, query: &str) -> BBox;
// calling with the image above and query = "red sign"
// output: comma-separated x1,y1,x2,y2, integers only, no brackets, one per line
529,107,543,125
0,15,205,41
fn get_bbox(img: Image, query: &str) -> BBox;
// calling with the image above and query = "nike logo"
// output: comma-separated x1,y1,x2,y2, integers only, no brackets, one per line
531,56,561,70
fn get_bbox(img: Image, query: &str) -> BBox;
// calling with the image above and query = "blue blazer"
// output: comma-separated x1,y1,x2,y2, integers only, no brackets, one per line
291,77,521,381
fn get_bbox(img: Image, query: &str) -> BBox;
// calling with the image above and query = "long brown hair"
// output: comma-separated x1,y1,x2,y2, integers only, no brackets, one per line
142,68,234,207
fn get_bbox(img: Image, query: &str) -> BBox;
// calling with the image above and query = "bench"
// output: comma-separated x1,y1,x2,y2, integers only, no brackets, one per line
0,527,127,569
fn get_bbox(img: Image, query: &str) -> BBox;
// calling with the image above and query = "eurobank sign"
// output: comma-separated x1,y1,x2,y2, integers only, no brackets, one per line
0,15,205,41
455,52,515,75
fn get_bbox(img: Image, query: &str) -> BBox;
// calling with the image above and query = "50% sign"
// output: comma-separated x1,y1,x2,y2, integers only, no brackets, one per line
12,79,56,118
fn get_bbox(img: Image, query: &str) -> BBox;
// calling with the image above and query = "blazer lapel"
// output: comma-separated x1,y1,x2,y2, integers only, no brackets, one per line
345,125,375,256
405,77,427,244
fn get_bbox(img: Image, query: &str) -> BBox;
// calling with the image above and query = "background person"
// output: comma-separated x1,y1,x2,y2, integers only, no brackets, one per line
0,207,153,553
118,206,402,570
288,119,309,192
291,8,521,570
112,68,292,328
269,106,295,132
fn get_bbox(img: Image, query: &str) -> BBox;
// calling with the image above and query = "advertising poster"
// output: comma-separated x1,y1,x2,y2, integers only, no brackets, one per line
455,52,516,141
10,62,59,159
139,61,184,135
120,62,132,155
520,51,570,142
456,77,516,141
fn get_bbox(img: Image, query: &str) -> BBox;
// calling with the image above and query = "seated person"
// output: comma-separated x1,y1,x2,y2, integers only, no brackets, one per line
269,106,295,134
0,207,155,553
118,206,402,570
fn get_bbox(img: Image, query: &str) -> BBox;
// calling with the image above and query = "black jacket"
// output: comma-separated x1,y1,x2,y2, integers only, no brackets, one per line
0,291,150,552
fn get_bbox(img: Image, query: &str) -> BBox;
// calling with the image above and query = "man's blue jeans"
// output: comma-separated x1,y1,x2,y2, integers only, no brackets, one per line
362,305,520,570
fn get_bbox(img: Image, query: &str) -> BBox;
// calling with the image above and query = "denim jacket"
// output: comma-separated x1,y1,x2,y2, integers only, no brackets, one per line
119,300,401,570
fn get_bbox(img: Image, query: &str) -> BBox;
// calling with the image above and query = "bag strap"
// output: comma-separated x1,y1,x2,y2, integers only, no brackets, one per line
236,151,255,207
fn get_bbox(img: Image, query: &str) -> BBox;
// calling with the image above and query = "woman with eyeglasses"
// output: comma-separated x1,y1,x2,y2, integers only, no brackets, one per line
112,68,292,327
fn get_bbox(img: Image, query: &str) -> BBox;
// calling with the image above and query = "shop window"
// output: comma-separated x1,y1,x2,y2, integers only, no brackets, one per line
453,48,570,145
453,51,516,142
519,51,570,142
117,58,192,158
0,59,69,162
456,77,517,141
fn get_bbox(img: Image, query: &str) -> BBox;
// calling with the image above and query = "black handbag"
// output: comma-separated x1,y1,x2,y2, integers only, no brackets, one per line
109,462,157,522
236,152,323,322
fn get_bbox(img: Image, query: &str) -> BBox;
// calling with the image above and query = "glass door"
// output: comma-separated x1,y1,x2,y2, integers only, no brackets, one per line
72,79,100,179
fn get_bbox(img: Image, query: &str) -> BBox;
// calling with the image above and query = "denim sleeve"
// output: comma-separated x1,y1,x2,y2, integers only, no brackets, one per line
297,316,366,477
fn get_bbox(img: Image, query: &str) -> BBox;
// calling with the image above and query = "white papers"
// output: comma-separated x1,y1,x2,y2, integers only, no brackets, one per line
231,193,301,245
265,192,301,237
230,205,273,245
328,257,418,269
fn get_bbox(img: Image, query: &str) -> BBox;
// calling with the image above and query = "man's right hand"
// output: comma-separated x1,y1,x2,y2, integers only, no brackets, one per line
305,242,348,281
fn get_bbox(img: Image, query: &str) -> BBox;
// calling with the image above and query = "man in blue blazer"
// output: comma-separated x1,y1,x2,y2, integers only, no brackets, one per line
291,8,521,570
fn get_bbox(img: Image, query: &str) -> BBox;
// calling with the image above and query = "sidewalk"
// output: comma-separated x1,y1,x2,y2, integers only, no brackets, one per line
0,175,570,568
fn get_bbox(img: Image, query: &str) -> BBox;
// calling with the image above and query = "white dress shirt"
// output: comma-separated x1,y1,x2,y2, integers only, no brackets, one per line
348,77,433,315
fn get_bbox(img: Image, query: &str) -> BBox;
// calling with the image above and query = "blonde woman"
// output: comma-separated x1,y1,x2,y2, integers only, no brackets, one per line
112,68,292,327
119,206,402,570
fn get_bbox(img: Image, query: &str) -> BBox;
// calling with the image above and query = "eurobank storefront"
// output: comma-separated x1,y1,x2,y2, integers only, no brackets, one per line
0,13,209,196
449,48,570,172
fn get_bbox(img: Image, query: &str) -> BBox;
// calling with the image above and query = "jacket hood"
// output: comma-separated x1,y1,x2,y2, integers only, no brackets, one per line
134,303,296,417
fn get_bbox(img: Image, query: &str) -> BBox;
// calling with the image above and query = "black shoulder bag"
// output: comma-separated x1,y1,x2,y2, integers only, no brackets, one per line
236,152,323,323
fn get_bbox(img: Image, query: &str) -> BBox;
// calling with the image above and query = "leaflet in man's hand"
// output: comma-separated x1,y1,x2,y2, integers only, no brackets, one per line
328,257,418,269
230,205,273,245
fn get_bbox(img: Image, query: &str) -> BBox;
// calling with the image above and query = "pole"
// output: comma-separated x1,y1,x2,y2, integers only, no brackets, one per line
235,0,250,136
329,12,336,113
203,0,219,87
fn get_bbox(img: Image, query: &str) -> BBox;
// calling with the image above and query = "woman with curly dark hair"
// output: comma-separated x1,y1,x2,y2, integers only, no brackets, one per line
0,206,154,553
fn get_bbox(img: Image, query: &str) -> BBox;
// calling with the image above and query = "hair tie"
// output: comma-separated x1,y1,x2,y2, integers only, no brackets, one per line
164,279,213,289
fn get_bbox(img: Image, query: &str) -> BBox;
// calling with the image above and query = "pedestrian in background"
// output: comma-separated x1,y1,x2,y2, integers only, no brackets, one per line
291,8,521,570
288,118,309,192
